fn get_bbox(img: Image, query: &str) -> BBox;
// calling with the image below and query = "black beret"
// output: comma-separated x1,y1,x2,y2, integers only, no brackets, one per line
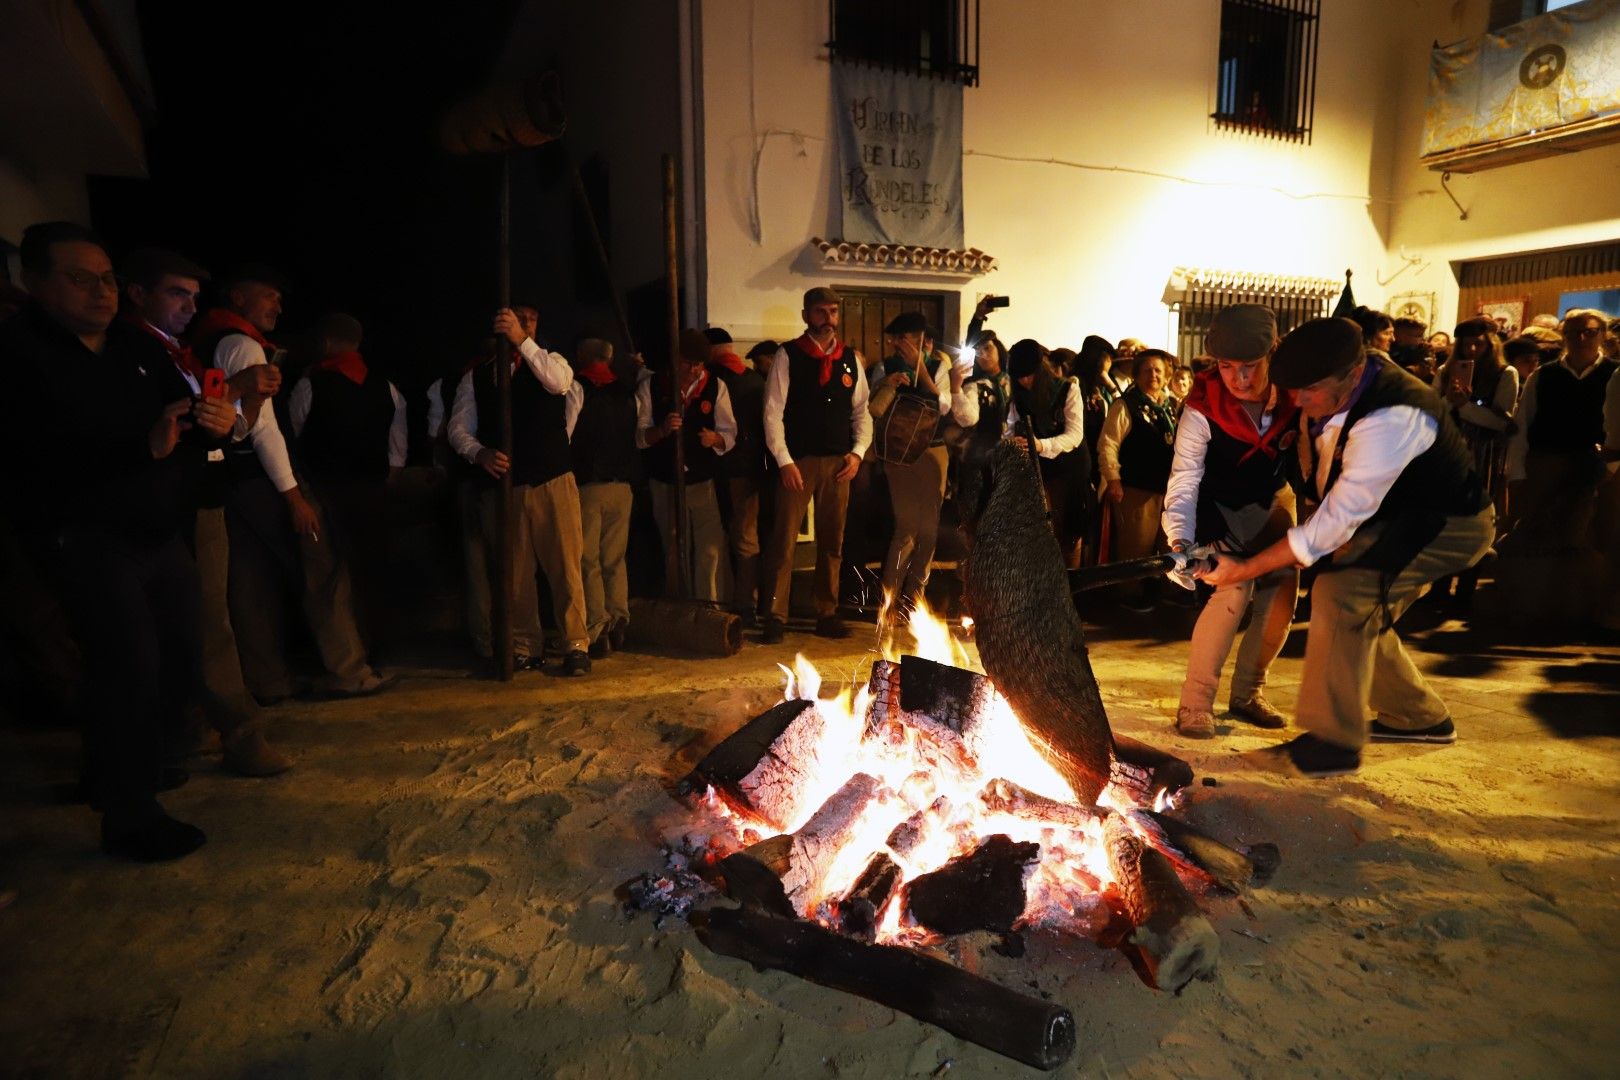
1204,304,1277,361
884,311,928,336
703,326,733,345
746,339,779,360
1270,318,1364,389
1007,338,1047,378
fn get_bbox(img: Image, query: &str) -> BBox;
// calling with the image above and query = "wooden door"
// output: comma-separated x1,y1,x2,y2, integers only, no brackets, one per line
836,287,954,371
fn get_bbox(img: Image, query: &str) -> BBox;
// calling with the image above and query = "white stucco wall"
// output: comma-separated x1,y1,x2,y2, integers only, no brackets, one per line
1385,0,1620,330
698,0,1406,347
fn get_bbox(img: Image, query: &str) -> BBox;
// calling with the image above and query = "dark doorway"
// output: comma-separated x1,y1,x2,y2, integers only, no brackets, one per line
837,286,957,367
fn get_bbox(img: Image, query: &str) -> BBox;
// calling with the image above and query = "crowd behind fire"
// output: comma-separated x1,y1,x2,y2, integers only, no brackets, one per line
3,220,1619,861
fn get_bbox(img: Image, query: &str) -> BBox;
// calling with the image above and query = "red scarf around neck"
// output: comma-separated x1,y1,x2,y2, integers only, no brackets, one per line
125,313,208,383
1183,367,1299,463
796,332,845,385
577,360,617,387
189,307,274,352
308,349,369,384
709,346,746,376
678,365,710,407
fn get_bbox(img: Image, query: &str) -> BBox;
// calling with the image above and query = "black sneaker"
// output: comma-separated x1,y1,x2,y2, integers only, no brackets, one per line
515,655,547,672
102,814,207,862
588,636,611,660
607,620,627,651
1270,733,1360,778
760,619,786,644
814,616,851,640
563,650,591,676
1369,716,1456,744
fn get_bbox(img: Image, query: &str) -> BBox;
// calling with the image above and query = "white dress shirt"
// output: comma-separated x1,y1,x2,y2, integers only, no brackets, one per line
447,339,575,463
1161,397,1279,544
633,367,736,453
1285,405,1437,568
214,334,298,493
426,377,445,441
288,374,409,469
763,340,873,467
1004,377,1085,459
566,374,653,441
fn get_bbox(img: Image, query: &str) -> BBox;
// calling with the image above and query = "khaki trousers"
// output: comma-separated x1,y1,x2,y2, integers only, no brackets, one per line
651,478,730,604
579,481,633,642
1297,508,1495,749
1111,486,1165,562
882,445,949,603
725,475,764,614
764,455,851,621
1179,498,1297,713
481,474,590,656
193,507,261,736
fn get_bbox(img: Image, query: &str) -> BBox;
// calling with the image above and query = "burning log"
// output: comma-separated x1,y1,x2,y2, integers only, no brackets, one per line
678,696,839,830
1102,814,1220,992
979,778,1103,829
1110,734,1195,803
962,442,1115,805
864,657,996,768
720,773,884,916
838,852,902,939
905,834,1041,936
693,906,1078,1071
1131,810,1280,893
677,698,813,802
885,796,952,858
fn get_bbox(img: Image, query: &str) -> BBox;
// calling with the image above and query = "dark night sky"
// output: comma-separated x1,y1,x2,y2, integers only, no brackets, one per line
90,2,534,392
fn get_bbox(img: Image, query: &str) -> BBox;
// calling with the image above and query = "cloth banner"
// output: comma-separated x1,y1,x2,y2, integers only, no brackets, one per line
832,63,963,248
1423,0,1620,157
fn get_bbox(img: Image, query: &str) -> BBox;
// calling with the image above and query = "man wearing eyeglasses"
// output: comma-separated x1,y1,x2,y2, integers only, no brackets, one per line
0,221,237,861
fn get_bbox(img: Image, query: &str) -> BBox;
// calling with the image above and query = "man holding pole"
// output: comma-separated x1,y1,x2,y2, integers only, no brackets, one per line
760,286,872,643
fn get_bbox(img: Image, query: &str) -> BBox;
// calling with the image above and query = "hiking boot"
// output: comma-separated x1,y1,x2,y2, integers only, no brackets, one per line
102,813,206,862
1229,693,1288,730
1269,733,1360,778
1369,716,1456,744
1175,706,1216,739
760,619,786,644
563,650,591,676
223,731,294,777
814,616,851,640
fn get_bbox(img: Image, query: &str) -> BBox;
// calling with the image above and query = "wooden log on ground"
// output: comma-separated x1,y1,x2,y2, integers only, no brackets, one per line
677,699,813,800
905,834,1040,936
693,906,1078,1071
1103,813,1220,992
624,597,742,656
1131,809,1280,892
838,852,902,939
1109,734,1195,805
963,442,1116,805
720,772,883,915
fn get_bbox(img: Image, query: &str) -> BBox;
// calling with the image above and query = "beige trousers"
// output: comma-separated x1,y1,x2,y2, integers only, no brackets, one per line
579,481,633,641
651,478,730,604
882,445,949,603
481,474,590,656
763,455,851,621
193,507,261,735
1297,508,1495,749
1111,486,1166,562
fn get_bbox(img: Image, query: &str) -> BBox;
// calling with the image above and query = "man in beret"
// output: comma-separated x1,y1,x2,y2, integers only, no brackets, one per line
1163,305,1300,738
1198,317,1493,777
760,286,871,641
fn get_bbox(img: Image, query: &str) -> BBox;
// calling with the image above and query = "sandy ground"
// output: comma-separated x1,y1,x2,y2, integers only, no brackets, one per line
2,607,1618,1080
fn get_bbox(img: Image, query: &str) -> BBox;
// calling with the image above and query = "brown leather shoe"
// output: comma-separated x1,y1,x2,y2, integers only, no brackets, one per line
1230,693,1288,729
1175,706,1216,738
223,731,294,777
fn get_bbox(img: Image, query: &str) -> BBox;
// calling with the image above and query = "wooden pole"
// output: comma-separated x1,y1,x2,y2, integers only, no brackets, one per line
663,153,690,600
493,157,515,681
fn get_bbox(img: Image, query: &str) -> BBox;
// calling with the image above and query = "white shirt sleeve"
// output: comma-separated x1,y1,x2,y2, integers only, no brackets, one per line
931,359,952,415
850,356,873,459
426,378,444,440
447,371,483,463
1455,366,1519,433
713,380,737,454
634,376,657,449
289,377,313,438
951,381,980,428
1285,405,1438,568
1161,408,1211,545
1097,398,1132,483
214,333,296,491
1036,378,1086,458
1506,367,1538,481
214,334,266,379
764,346,793,467
517,337,573,395
565,381,584,441
388,383,407,468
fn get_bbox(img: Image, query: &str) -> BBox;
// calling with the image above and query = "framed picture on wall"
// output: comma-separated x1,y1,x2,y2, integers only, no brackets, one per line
1388,290,1437,332
1477,297,1529,337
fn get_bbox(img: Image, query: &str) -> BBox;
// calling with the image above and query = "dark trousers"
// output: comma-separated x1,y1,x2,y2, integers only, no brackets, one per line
37,530,201,830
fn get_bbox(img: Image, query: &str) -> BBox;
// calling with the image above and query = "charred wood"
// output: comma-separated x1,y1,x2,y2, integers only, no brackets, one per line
720,772,883,916
905,834,1040,936
979,778,1103,829
838,852,902,940
1131,810,1280,892
1103,813,1220,992
693,906,1078,1071
1109,734,1195,804
677,699,813,802
885,796,952,859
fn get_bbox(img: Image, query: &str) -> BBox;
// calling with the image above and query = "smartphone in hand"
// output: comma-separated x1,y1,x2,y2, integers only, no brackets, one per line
202,368,227,399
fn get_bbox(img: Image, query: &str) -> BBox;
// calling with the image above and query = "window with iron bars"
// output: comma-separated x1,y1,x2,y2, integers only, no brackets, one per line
1213,0,1321,144
1170,270,1338,363
828,0,980,87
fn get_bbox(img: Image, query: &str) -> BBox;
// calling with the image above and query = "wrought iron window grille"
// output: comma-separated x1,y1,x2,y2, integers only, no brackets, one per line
827,0,980,87
1212,0,1321,144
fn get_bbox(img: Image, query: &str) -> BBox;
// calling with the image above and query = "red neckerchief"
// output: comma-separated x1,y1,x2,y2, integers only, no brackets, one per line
308,349,369,384
124,313,208,383
189,307,274,352
709,346,746,375
577,360,617,387
1183,367,1300,464
796,332,845,385
679,365,710,407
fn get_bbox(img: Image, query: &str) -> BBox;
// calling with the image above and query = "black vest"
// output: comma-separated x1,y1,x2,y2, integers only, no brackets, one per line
1117,388,1176,493
1299,361,1485,574
1197,407,1290,513
570,379,642,485
711,362,766,478
782,338,859,460
298,368,395,482
647,370,723,484
473,360,570,488
1527,359,1617,455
